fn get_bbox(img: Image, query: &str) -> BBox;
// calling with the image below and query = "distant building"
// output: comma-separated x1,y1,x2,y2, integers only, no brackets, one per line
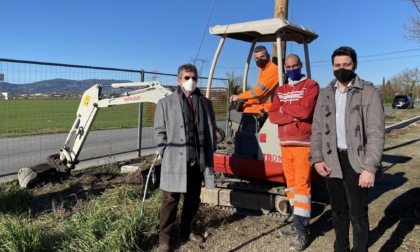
1,92,12,100
50,94,64,98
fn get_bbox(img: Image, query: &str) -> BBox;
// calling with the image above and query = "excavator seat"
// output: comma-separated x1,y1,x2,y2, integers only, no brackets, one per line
226,99,269,145
234,113,268,160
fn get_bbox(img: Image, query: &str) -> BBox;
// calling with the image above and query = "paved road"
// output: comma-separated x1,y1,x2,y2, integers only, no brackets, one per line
0,128,148,181
384,107,395,114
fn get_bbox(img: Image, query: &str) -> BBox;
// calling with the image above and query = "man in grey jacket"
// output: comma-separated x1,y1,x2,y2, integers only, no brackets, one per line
153,63,217,252
310,46,385,252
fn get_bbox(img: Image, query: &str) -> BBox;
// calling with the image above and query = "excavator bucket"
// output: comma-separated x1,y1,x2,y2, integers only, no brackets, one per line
18,154,70,188
18,163,55,188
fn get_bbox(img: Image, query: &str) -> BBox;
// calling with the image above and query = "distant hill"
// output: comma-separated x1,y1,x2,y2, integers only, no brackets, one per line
0,78,132,95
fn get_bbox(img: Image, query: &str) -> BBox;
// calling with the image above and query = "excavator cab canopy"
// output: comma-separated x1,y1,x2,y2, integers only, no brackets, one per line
205,18,318,97
209,18,318,44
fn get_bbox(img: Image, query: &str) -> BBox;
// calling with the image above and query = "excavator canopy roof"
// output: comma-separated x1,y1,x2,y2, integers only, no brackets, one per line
209,18,317,44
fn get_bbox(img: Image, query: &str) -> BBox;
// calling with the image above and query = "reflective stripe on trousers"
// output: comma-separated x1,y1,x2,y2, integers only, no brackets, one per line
280,145,312,218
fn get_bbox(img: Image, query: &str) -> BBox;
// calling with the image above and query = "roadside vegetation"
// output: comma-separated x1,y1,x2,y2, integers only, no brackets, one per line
0,161,229,251
0,165,149,251
379,67,420,104
384,107,420,124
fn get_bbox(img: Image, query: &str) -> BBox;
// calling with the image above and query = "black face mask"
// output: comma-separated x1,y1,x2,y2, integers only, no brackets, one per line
256,59,268,68
334,68,355,83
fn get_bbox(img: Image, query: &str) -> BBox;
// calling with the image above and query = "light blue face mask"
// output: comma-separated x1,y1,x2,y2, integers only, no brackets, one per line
286,68,303,81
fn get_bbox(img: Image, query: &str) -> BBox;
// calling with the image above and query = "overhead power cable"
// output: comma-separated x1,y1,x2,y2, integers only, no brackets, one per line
311,48,420,64
193,0,217,65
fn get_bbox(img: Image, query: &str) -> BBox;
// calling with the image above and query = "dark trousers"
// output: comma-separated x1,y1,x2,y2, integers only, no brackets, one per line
326,151,369,252
159,163,203,244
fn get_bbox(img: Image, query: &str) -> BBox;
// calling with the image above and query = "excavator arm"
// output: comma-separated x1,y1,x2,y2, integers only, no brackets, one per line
18,81,172,188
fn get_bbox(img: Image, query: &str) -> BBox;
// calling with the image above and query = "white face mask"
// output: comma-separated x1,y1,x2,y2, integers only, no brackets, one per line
182,78,197,93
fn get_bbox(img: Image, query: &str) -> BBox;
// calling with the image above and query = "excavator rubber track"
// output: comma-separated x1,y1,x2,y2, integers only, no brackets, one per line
212,205,292,222
200,176,291,221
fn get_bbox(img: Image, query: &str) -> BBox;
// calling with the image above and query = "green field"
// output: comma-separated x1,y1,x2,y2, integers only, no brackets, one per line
1,99,416,138
0,99,154,138
0,96,229,138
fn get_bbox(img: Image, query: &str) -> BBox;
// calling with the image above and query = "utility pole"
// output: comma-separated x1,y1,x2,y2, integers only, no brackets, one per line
272,0,288,66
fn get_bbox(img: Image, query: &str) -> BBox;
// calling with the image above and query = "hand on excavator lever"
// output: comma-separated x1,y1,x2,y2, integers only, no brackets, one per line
229,85,241,103
229,94,239,103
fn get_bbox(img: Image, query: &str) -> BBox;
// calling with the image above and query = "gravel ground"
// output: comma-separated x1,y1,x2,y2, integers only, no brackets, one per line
175,122,420,252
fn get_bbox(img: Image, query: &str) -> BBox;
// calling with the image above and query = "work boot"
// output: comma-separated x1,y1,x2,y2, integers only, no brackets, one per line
279,224,297,237
156,243,171,252
289,234,309,251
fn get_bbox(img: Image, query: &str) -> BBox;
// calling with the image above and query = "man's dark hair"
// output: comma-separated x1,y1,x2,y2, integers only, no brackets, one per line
331,46,357,65
254,45,268,54
178,63,198,78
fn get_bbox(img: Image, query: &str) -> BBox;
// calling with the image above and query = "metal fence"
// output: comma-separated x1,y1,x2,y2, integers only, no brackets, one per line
0,58,229,178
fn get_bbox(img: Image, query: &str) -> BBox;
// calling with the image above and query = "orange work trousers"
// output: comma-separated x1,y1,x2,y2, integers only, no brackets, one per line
280,145,312,217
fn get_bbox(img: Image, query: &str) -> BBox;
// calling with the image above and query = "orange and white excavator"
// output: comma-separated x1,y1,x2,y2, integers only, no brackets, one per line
18,17,319,221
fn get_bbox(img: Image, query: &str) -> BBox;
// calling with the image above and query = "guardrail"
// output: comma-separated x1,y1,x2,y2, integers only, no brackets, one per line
385,115,420,133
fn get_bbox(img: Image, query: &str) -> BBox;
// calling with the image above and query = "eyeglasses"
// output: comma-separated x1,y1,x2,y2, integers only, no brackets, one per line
183,76,198,81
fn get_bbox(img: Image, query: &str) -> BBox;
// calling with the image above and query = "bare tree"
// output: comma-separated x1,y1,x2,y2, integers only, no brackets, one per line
402,67,420,98
389,67,420,99
224,70,243,97
404,0,420,43
414,84,420,103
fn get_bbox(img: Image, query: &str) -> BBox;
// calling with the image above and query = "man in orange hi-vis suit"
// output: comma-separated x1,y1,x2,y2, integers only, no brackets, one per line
229,45,279,114
269,54,319,251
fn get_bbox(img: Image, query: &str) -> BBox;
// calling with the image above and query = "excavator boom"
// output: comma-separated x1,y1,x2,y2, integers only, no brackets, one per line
18,81,172,188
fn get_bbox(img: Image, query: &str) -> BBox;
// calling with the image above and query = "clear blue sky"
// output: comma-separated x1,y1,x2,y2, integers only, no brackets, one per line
1,0,419,88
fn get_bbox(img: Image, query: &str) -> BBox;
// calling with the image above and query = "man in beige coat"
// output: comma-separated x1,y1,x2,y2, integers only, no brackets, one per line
310,46,385,252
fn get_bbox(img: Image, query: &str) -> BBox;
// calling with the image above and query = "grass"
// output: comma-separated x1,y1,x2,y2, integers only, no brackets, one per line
384,107,420,124
0,99,155,138
0,166,162,251
1,99,416,138
0,159,229,251
0,98,227,138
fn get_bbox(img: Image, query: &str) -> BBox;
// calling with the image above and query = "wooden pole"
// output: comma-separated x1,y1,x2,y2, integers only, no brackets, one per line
272,0,288,66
